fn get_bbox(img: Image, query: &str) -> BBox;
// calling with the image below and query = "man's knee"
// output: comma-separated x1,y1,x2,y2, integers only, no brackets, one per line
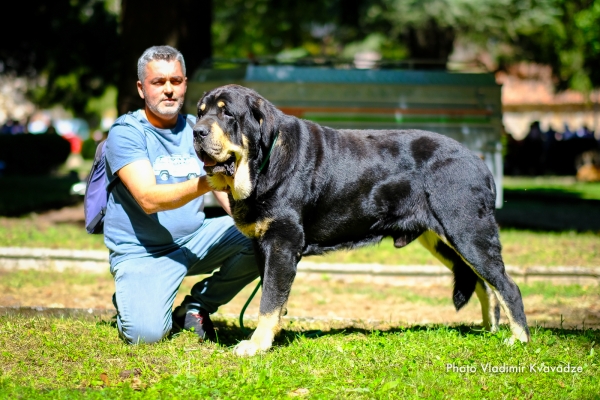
118,315,172,344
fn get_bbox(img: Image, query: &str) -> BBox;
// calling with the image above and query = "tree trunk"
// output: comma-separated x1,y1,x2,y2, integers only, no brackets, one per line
117,0,212,115
406,19,455,70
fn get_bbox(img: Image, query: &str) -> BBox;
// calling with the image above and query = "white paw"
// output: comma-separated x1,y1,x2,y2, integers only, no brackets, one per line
504,330,530,345
233,340,263,357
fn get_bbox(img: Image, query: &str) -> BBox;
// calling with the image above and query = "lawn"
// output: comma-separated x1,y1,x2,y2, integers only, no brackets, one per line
0,175,599,398
0,314,598,399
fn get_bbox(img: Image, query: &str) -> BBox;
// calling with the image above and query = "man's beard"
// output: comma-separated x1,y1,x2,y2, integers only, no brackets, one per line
144,91,184,118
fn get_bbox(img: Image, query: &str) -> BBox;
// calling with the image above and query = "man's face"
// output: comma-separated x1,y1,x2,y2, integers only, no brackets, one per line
137,59,187,119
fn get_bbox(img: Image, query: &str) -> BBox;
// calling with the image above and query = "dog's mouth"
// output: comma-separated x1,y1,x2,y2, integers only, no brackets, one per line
198,149,236,176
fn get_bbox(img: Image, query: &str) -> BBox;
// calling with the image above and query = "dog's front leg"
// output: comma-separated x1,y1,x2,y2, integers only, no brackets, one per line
234,222,302,357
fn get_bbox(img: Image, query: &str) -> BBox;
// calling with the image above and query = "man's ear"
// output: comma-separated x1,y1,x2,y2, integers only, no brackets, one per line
137,81,145,99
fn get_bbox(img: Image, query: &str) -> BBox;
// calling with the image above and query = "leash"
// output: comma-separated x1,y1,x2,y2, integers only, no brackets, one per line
239,279,262,337
239,131,279,336
258,131,280,172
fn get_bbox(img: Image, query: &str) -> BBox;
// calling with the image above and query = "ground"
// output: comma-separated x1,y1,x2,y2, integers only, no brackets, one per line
1,204,598,331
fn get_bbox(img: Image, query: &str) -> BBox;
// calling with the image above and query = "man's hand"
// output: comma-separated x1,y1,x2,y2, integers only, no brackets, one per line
117,159,213,214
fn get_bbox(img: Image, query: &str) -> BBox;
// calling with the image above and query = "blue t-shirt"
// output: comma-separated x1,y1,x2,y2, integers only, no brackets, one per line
104,110,205,265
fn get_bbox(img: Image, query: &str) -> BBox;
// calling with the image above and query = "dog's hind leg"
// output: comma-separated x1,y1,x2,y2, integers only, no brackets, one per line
427,217,528,340
475,279,500,333
418,231,501,332
423,156,529,343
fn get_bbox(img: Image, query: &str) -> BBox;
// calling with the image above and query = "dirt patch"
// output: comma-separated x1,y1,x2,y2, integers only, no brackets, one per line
1,269,598,330
33,203,86,227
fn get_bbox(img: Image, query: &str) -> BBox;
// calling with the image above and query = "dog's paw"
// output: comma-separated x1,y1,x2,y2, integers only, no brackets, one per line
504,329,530,345
233,340,266,357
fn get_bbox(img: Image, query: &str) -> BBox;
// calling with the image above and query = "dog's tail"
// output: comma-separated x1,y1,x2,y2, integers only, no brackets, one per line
432,239,478,310
451,255,478,311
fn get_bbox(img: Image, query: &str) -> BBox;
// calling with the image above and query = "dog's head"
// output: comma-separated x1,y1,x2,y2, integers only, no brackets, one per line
193,84,278,200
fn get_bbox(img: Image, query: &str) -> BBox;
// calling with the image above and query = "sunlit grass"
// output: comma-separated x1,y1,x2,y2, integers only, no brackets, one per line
305,230,600,267
0,315,598,398
503,176,600,200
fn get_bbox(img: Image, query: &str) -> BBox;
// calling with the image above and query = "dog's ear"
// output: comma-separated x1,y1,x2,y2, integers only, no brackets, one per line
250,97,277,138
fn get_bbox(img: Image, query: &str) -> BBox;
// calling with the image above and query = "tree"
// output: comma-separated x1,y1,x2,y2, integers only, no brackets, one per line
0,0,120,122
117,0,213,114
363,0,600,92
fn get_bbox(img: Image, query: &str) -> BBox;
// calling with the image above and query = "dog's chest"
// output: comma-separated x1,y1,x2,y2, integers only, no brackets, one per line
231,200,272,239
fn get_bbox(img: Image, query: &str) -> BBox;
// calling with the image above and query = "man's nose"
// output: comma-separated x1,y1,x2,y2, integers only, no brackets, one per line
164,81,174,94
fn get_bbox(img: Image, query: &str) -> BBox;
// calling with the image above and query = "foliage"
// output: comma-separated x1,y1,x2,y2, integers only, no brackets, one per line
0,0,120,120
0,134,72,176
363,0,600,91
0,174,80,217
212,0,369,59
81,138,99,160
0,315,598,398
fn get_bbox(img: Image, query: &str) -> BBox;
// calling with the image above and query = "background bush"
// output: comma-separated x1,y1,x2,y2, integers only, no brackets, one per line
0,134,71,175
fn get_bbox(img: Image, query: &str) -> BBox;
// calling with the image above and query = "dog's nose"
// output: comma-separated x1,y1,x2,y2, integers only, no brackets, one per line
193,125,210,139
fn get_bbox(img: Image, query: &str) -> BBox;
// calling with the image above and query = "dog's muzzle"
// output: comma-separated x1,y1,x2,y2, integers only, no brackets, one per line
193,125,236,176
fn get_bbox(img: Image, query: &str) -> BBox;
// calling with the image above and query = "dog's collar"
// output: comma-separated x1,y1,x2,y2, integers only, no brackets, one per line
258,131,280,173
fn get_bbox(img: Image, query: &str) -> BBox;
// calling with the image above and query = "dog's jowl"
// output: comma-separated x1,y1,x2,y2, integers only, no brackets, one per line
193,84,530,356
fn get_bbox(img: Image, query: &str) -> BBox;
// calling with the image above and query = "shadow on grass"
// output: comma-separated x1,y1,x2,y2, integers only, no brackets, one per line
0,174,81,217
496,188,600,232
198,319,600,349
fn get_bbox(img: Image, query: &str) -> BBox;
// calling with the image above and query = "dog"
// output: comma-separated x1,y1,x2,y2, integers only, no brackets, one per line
192,84,530,356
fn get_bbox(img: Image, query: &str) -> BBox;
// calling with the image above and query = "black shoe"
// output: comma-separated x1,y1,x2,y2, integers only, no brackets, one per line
179,308,217,342
171,306,185,334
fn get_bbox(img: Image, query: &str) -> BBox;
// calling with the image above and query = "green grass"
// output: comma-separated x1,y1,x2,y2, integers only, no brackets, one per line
503,176,600,201
1,175,599,266
0,217,105,250
0,315,598,398
0,216,598,267
518,282,597,299
304,230,600,267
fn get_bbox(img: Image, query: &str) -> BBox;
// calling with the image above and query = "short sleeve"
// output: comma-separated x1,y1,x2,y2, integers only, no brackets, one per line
105,118,149,175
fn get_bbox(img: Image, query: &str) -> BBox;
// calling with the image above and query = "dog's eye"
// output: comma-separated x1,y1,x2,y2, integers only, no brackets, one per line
222,109,233,118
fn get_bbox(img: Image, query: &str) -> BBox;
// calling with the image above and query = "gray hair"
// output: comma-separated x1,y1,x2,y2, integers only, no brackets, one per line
137,45,186,82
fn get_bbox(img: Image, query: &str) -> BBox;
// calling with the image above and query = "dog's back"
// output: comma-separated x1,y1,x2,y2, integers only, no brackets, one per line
281,122,496,257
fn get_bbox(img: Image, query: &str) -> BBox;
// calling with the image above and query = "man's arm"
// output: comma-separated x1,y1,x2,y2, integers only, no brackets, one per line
212,191,232,217
117,159,213,214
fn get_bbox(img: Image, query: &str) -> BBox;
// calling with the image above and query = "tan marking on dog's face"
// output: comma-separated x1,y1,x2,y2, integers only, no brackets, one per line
230,136,252,200
236,217,273,239
217,101,225,108
201,116,253,200
206,174,229,192
233,309,283,356
200,103,206,111
208,122,237,162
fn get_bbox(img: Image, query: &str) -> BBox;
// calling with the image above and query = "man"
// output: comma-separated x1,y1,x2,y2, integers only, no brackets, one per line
104,45,259,344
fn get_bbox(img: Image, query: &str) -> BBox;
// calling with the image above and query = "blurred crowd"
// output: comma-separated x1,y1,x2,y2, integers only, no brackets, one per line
0,119,28,135
505,121,600,178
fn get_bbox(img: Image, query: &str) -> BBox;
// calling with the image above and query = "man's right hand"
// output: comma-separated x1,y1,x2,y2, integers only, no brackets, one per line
117,159,213,214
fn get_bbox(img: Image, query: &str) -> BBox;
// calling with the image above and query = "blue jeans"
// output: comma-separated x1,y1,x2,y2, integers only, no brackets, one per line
110,216,259,344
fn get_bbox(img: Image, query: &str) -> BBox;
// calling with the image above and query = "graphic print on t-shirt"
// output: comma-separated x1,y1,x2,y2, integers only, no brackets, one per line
152,154,201,181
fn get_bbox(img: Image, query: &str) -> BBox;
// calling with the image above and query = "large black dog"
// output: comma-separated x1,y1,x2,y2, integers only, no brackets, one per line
193,84,530,356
